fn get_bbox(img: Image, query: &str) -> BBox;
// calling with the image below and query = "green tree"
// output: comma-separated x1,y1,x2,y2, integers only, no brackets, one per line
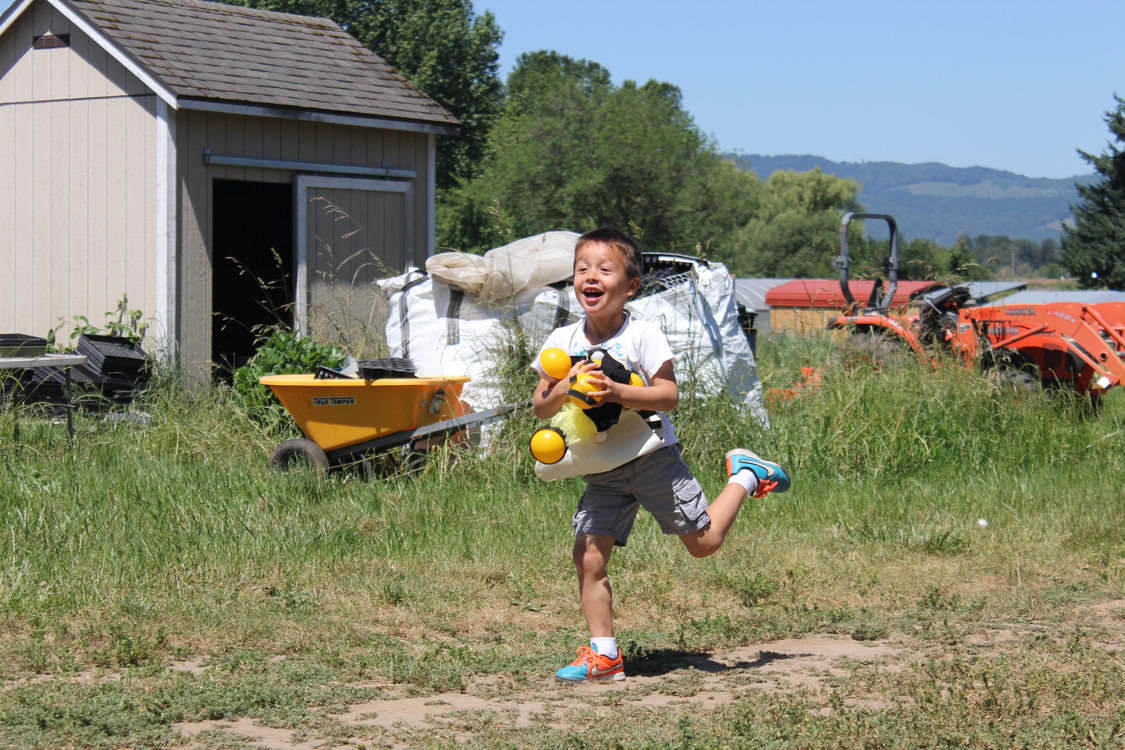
1036,238,1060,269
947,236,989,280
219,0,503,190
899,238,939,280
439,51,759,253
1062,95,1125,289
964,234,1062,278
718,169,861,276
505,50,612,107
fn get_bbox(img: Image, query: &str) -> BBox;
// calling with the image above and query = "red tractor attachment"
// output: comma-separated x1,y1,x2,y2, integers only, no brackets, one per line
956,301,1125,397
827,212,1125,404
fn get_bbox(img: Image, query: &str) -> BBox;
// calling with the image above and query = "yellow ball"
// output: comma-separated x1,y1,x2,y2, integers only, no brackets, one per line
567,372,601,409
539,348,572,381
629,372,644,388
529,427,567,464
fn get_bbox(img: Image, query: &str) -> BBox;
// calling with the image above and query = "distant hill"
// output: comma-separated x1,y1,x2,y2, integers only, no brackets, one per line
730,154,1090,246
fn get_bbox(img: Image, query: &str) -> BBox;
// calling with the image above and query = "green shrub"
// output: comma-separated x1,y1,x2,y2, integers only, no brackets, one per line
232,329,345,432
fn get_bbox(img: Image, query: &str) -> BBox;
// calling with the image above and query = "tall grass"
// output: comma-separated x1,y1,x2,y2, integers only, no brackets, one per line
2,331,1121,616
0,332,1121,747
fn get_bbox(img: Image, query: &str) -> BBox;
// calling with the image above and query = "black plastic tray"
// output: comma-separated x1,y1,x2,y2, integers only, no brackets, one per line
357,357,416,380
314,366,354,380
0,333,47,358
27,363,139,403
76,334,148,376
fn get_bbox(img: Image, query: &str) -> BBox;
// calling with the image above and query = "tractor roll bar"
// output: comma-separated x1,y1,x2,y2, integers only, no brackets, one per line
834,212,900,312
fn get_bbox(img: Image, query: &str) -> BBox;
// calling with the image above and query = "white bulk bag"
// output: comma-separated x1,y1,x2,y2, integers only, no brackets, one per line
378,270,536,411
379,241,768,428
425,231,579,301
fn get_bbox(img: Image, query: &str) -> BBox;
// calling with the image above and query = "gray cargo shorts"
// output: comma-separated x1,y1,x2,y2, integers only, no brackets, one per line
574,445,711,546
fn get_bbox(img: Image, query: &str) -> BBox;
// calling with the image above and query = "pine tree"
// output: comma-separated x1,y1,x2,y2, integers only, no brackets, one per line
1062,96,1125,289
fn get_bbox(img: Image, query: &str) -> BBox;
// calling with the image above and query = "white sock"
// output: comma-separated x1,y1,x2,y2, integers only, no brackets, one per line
591,637,618,659
728,469,759,496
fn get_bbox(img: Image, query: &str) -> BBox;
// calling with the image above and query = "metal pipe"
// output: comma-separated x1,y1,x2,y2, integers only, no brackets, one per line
202,149,416,179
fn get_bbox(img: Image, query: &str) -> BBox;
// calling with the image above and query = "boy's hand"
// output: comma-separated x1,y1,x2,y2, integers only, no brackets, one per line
581,363,625,405
590,359,679,413
557,359,594,397
568,359,593,379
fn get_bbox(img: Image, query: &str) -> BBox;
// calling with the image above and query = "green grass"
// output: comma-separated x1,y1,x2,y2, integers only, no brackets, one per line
0,333,1121,748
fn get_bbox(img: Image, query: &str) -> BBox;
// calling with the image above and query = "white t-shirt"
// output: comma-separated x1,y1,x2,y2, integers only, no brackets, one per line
533,313,678,445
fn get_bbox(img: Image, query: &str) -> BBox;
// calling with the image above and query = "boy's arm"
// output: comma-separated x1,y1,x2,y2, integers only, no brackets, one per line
588,358,679,412
531,359,591,418
532,375,568,419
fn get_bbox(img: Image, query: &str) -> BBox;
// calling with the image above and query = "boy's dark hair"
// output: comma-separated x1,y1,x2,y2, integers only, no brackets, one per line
575,227,644,280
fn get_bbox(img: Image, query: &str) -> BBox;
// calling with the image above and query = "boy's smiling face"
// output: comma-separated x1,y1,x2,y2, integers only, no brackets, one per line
573,240,640,322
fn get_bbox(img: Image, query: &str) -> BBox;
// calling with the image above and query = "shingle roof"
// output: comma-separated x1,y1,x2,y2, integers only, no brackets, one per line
66,0,459,129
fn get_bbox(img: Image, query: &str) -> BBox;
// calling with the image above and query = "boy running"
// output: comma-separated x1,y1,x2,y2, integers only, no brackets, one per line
531,227,791,682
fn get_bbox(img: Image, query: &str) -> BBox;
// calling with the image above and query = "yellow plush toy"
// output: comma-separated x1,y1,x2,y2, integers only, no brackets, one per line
529,426,568,465
529,348,600,464
539,347,572,381
566,372,602,409
529,348,654,465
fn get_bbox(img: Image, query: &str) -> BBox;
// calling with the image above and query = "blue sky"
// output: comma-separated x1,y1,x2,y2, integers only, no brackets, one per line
5,0,1120,178
476,0,1123,179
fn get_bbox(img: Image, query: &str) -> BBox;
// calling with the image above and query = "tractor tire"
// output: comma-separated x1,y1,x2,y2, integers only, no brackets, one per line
837,332,910,370
991,367,1038,392
269,438,330,474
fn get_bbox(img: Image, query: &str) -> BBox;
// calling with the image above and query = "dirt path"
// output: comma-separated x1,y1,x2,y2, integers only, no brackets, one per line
174,599,1125,748
175,634,902,749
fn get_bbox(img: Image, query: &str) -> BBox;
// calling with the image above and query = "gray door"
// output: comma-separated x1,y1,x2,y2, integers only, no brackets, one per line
294,175,413,339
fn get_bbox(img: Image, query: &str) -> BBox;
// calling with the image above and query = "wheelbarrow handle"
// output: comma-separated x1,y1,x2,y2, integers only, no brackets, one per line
326,401,529,461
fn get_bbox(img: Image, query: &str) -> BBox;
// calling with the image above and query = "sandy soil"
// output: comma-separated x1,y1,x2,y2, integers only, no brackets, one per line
174,634,904,749
169,598,1125,748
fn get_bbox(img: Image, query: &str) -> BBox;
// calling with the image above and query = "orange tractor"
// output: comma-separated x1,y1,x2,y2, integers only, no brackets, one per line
827,212,1125,406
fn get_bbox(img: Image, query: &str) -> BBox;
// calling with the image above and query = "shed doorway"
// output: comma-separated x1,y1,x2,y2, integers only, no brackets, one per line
211,179,294,374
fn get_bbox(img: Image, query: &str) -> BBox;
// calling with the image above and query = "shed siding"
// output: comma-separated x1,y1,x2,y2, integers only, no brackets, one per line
176,108,433,379
769,307,839,335
0,1,150,102
0,1,155,339
2,0,444,380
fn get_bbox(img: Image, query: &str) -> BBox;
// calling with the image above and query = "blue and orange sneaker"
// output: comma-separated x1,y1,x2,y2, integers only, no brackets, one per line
554,645,626,682
726,449,790,496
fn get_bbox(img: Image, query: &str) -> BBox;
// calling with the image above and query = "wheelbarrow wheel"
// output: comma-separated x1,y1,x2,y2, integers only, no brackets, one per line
269,438,330,473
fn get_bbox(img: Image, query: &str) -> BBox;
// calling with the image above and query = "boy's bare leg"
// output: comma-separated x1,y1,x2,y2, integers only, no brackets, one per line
679,483,747,558
573,533,617,637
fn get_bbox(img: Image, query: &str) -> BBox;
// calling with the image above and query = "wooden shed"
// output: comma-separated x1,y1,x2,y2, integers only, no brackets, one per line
765,279,942,333
0,0,458,381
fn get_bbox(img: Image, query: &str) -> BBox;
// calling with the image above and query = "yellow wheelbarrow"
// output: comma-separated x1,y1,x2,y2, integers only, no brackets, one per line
259,370,519,473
